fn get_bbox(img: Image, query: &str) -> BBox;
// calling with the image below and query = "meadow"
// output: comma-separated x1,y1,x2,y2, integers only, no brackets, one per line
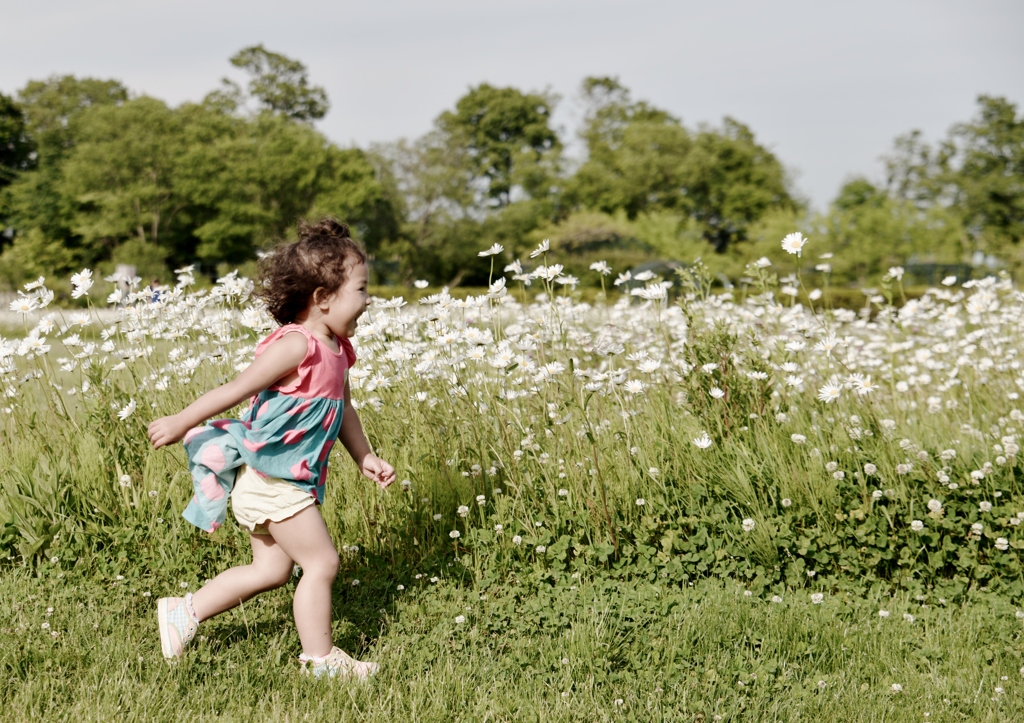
2,235,1023,721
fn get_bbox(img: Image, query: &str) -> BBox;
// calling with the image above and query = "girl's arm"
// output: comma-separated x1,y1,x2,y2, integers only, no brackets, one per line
338,375,395,489
147,332,309,449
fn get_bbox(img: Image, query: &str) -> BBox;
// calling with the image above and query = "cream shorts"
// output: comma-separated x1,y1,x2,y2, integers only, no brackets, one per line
231,463,317,536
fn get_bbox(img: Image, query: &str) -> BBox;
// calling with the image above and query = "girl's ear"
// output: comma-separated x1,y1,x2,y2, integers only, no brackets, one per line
312,287,332,308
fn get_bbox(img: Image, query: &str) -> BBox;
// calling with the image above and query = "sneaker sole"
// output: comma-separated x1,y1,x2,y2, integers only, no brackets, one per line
157,598,176,659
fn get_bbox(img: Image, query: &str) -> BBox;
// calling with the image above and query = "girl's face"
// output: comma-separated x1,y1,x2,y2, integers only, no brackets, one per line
323,261,370,338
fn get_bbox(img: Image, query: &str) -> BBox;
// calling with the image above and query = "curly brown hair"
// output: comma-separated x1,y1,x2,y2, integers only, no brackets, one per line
256,218,368,325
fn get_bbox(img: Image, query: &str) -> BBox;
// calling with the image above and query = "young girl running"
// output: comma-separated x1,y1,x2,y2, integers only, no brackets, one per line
148,218,395,679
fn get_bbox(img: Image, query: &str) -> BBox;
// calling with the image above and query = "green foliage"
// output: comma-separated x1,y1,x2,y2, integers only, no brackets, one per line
436,83,560,208
883,95,1024,272
0,92,35,187
15,75,128,161
817,178,967,284
228,44,329,121
1,56,397,280
568,77,799,253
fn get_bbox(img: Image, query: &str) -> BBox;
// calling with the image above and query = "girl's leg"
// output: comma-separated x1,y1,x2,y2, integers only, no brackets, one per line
189,533,295,622
264,505,340,658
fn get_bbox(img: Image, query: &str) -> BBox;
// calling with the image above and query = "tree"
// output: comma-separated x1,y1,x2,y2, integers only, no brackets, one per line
228,45,329,122
569,77,797,252
679,118,798,251
16,76,128,160
946,96,1024,255
820,177,965,284
884,95,1024,262
0,93,35,188
59,97,189,253
436,84,560,208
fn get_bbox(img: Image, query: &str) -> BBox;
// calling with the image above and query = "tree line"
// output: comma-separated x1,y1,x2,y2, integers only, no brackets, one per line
1,46,1021,289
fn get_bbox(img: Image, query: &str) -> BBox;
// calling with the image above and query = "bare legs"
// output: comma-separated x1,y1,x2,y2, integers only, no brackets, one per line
188,505,340,658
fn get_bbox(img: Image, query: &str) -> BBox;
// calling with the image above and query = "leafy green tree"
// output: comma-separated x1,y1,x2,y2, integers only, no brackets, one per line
16,76,128,160
884,95,1024,266
569,77,797,252
59,96,189,252
0,93,35,188
679,118,798,251
436,83,560,208
570,77,690,218
1,76,129,270
819,177,965,284
370,132,480,283
179,108,395,264
228,45,329,122
945,96,1024,256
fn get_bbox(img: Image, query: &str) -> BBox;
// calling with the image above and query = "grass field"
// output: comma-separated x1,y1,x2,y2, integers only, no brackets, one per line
2,247,1023,720
4,561,1023,721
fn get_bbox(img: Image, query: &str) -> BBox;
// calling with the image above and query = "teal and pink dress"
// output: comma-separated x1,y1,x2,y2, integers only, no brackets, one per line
180,324,355,532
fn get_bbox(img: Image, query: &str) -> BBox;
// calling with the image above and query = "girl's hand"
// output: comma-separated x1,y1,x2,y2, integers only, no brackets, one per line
148,413,193,449
359,454,396,490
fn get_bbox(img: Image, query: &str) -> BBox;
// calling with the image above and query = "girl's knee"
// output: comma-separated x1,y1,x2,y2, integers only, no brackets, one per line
303,551,340,581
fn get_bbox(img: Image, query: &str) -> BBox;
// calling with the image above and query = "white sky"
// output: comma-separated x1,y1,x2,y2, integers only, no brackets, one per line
3,0,1023,210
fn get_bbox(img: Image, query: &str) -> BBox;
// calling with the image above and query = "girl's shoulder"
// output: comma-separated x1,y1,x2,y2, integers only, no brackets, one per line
255,323,313,356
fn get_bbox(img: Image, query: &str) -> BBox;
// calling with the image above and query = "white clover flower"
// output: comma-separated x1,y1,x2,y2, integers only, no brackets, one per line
742,518,756,532
878,609,890,618
903,613,915,623
117,399,136,421
971,522,984,535
455,615,466,624
558,488,568,497
891,683,903,693
529,239,550,258
535,545,546,554
781,232,808,256
433,513,442,521
996,538,1009,551
771,595,783,603
817,381,842,403
635,498,646,507
624,380,645,395
692,432,713,449
811,593,824,604
457,505,469,517
449,530,460,539
790,434,806,444
864,463,877,475
979,501,992,512
781,498,792,508
512,535,522,545
927,499,943,513
911,520,924,532
119,475,132,488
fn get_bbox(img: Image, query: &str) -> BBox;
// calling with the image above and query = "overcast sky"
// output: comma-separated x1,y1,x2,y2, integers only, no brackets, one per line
4,0,1023,210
